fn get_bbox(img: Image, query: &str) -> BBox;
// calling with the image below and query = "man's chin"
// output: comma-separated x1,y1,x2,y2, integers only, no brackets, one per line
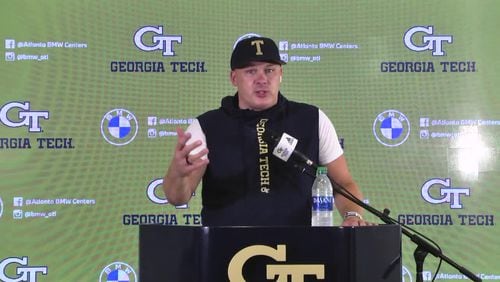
252,100,276,111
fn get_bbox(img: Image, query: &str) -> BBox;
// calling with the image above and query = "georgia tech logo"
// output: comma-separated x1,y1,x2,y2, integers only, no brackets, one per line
0,257,48,282
99,261,137,282
421,178,470,209
0,102,49,133
134,26,182,56
373,109,410,147
147,178,168,205
404,26,453,56
146,178,188,208
228,244,324,281
402,265,413,282
100,109,138,146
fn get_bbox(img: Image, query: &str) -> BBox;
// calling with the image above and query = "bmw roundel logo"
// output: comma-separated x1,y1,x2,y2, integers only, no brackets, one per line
373,109,410,147
99,261,137,282
101,109,139,146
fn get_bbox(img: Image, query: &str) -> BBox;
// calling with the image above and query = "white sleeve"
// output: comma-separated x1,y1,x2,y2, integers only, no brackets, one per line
185,118,207,156
318,109,344,165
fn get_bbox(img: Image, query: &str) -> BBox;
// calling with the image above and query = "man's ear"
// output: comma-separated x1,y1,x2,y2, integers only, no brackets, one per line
230,70,237,86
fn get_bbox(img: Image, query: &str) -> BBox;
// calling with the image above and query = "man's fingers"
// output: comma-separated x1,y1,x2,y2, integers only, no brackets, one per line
185,148,209,165
175,127,191,150
181,140,204,159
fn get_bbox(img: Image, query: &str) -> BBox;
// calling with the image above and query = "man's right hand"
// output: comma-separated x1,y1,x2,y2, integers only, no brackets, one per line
163,127,209,205
173,127,209,176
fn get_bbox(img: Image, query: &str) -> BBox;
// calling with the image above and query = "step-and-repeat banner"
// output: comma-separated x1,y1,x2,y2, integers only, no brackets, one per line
1,0,499,281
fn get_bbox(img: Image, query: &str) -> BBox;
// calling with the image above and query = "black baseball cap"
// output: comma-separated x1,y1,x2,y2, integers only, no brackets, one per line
230,37,286,70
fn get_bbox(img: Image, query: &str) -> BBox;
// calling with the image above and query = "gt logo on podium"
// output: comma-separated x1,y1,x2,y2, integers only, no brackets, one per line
227,244,325,281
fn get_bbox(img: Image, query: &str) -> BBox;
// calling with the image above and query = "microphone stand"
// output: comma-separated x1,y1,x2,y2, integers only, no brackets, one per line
296,163,481,282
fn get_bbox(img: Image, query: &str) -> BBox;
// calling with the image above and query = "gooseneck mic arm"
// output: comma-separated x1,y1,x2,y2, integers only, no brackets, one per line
327,176,480,282
264,129,481,282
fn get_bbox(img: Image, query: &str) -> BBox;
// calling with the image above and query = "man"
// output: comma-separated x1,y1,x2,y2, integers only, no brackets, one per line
163,36,368,226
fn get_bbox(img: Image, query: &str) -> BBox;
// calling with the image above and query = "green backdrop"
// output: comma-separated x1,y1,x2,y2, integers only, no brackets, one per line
1,0,499,281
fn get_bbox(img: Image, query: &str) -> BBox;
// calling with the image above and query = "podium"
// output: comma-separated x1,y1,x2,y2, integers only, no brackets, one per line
139,225,401,282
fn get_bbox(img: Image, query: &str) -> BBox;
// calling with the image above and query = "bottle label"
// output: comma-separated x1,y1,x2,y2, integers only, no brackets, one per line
312,196,333,211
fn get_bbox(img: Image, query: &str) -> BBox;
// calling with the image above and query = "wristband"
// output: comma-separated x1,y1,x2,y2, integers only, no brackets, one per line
344,211,363,221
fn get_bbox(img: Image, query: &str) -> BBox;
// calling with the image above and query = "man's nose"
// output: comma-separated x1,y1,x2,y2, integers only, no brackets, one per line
255,71,267,83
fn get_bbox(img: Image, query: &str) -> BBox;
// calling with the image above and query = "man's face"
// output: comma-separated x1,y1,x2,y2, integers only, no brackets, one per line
230,61,283,111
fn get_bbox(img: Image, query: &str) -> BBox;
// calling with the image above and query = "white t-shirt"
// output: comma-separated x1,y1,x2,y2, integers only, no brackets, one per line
186,108,344,165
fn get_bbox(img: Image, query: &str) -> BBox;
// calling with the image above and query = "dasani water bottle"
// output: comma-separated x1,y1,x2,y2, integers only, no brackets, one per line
311,166,334,226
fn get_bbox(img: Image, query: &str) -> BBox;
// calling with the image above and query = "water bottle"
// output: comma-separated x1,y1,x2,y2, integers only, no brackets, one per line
311,166,334,226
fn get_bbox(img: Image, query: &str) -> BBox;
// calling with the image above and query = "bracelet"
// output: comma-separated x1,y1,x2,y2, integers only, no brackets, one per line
344,211,363,221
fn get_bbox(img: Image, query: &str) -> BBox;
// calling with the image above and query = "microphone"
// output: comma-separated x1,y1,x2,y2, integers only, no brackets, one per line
263,129,318,171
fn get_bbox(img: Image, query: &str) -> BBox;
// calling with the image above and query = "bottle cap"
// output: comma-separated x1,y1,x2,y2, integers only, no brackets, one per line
316,166,327,175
